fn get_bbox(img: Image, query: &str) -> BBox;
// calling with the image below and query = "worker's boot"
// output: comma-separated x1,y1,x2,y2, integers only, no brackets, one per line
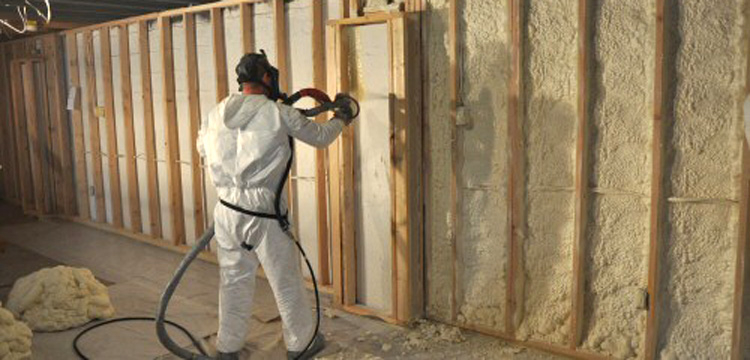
216,351,240,360
287,334,326,360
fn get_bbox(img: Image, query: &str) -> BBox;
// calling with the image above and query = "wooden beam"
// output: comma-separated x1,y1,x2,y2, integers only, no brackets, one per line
83,30,107,222
185,13,205,240
139,20,163,238
571,0,591,348
645,0,667,358
9,61,33,212
100,27,124,227
327,24,344,305
341,0,350,18
66,34,91,219
212,8,229,102
119,24,143,233
337,24,357,307
327,12,404,27
62,0,266,36
731,26,750,360
47,35,76,216
0,47,18,203
312,0,331,286
506,0,525,337
159,17,186,245
43,36,65,214
240,2,254,54
448,0,461,324
36,56,55,214
21,62,46,214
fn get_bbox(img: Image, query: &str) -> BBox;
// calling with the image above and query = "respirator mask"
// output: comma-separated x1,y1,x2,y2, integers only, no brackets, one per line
236,50,287,102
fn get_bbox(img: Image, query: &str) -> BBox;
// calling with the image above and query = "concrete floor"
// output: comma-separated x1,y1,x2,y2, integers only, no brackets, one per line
0,202,560,359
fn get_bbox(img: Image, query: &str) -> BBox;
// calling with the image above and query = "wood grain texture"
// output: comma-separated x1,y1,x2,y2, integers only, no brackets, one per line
240,3,255,54
48,35,76,216
327,25,344,305
571,0,591,348
21,62,46,214
100,26,124,227
66,34,91,219
159,17,186,245
212,8,229,102
139,20,163,238
119,25,143,232
185,13,206,239
313,0,331,286
645,1,667,358
84,30,107,222
448,0,461,324
9,61,33,212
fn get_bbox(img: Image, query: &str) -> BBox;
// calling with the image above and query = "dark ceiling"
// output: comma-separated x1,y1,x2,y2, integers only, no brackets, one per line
1,0,218,34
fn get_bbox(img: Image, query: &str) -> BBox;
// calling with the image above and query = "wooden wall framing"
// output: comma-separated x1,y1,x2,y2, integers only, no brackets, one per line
327,12,423,324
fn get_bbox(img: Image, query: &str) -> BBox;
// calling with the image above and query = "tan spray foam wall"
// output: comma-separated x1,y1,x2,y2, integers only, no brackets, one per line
424,0,454,324
517,0,577,344
455,0,509,332
582,0,654,358
657,1,746,358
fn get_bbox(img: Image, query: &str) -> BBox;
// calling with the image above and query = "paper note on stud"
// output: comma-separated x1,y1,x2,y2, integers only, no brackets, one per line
66,86,77,111
745,95,750,143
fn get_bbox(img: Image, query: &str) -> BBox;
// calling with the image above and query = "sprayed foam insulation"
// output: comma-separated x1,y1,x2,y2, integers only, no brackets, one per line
453,0,509,332
0,302,32,360
656,1,746,358
5,266,115,332
580,0,654,358
515,0,577,344
423,0,453,323
346,23,393,312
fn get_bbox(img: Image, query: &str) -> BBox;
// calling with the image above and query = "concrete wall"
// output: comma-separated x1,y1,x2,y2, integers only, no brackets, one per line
423,0,749,358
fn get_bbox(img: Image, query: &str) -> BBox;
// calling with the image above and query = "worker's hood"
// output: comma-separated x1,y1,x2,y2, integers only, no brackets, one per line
223,93,272,130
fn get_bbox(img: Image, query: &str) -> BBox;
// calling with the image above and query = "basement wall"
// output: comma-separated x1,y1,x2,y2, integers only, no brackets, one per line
423,0,749,358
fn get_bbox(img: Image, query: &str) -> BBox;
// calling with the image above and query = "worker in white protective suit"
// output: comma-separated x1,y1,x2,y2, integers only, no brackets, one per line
197,51,356,360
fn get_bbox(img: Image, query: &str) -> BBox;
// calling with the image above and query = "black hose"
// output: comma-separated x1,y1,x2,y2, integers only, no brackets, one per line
72,316,209,359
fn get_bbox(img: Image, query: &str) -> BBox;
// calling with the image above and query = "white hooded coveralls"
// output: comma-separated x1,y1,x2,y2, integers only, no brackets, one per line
197,94,344,353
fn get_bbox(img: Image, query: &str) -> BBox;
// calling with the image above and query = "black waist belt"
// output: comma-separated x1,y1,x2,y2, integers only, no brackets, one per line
219,199,290,251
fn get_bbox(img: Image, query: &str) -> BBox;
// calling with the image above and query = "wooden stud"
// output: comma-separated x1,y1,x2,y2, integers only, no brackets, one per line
341,0,350,18
139,20,163,238
313,0,331,286
185,13,206,240
392,16,412,322
0,48,18,203
21,62,46,213
100,27,124,227
83,30,107,222
0,49,7,201
389,19,399,319
160,17,186,245
42,38,62,212
66,34,91,219
212,8,229,102
448,0,461,324
336,24,357,307
645,0,667,358
327,25,344,305
36,57,55,214
506,0,525,336
731,26,750,360
240,2,255,54
9,61,33,212
47,35,76,216
119,24,143,232
571,0,591,348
